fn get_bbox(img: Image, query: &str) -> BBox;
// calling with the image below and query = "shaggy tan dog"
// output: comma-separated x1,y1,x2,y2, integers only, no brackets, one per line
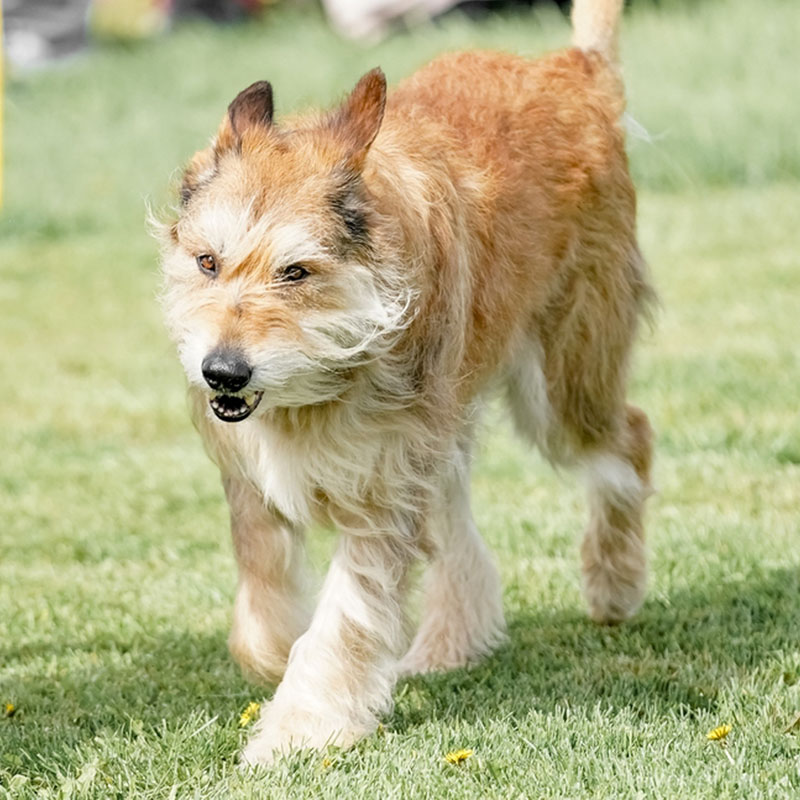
157,0,654,764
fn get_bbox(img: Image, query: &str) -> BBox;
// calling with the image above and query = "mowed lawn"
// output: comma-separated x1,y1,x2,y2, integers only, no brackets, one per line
1,1,799,797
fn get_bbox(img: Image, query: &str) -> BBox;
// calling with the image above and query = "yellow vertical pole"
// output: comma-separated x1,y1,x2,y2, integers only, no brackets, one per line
0,0,4,210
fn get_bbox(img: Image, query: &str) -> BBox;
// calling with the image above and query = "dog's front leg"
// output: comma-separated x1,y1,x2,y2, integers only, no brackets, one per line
241,525,415,765
224,476,309,685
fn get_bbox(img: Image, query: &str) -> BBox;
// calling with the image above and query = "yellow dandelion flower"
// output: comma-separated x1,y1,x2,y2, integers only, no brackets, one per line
322,757,333,769
4,703,16,718
238,701,261,728
444,748,474,765
707,724,732,741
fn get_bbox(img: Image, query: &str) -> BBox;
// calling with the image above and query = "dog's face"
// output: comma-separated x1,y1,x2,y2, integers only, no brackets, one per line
160,70,404,422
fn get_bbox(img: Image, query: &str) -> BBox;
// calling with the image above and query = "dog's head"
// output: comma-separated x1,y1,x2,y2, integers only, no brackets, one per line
159,69,407,422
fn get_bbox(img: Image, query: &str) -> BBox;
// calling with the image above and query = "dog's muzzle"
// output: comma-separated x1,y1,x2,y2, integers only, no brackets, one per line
201,347,263,422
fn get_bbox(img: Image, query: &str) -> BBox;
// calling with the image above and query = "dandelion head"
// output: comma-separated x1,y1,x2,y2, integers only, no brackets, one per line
707,724,732,741
444,748,474,765
238,701,261,728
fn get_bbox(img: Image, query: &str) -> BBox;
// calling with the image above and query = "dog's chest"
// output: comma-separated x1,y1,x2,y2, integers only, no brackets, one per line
222,416,385,525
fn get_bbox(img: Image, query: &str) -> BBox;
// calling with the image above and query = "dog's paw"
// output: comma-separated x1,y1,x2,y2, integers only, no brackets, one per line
399,619,505,677
240,705,376,767
228,630,289,686
582,564,646,624
398,651,442,677
398,636,463,676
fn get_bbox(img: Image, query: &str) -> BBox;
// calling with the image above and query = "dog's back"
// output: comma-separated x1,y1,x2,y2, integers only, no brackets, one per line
372,2,649,453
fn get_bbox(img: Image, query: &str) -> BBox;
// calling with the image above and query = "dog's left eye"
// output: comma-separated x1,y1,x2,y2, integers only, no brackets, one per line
280,264,310,283
196,254,218,276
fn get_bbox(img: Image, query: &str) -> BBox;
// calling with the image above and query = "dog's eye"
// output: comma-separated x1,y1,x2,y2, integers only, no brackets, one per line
280,264,310,283
196,254,217,276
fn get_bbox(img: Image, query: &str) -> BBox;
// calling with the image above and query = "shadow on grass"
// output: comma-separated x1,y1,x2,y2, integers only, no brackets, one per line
392,565,800,731
3,566,798,772
1,630,251,774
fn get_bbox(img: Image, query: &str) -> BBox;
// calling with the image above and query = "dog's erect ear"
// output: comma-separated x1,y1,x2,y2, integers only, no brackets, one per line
229,80,274,136
330,68,386,167
217,80,274,150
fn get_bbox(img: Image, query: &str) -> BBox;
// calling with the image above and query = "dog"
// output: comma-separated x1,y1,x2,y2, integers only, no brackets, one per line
157,0,654,765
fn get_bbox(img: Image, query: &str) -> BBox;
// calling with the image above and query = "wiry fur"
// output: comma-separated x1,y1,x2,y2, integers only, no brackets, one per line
157,0,654,765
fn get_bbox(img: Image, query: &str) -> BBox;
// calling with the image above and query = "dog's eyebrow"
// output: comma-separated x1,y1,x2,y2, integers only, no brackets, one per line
259,219,328,270
183,198,256,259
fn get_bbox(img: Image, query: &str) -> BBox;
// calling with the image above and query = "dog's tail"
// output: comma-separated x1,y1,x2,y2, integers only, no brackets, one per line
571,0,624,63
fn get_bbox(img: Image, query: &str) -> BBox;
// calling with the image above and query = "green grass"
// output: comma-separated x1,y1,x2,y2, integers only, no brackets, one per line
2,0,799,797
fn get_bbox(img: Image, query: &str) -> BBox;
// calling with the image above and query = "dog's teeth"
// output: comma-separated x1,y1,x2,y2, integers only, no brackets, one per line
208,391,260,422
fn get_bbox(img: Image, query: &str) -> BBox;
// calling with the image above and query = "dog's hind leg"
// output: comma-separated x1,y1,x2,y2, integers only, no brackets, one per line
540,242,654,623
224,476,309,685
506,330,653,624
579,404,653,623
400,440,506,675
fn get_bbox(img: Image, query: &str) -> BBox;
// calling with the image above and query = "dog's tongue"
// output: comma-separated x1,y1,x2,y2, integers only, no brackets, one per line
209,392,262,422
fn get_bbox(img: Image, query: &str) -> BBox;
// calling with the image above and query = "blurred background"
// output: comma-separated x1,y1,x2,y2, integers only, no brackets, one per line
1,1,799,797
3,0,576,69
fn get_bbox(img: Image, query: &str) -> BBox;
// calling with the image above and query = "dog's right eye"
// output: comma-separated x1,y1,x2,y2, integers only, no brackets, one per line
196,254,218,276
280,264,310,283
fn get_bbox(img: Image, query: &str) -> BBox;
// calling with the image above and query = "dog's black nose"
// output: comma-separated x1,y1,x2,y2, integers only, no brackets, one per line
201,349,252,392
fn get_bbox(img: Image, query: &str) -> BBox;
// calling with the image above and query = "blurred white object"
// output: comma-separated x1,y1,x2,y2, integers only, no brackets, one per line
322,0,459,41
3,0,91,69
5,30,54,69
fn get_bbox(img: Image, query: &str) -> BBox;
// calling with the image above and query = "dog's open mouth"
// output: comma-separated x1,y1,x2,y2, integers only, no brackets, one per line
209,392,263,422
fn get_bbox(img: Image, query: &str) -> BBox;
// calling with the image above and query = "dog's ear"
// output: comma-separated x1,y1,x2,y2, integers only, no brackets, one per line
229,80,274,137
217,80,274,151
330,68,386,168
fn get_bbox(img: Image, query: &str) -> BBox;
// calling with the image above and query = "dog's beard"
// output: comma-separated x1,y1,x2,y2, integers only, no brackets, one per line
246,289,412,411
